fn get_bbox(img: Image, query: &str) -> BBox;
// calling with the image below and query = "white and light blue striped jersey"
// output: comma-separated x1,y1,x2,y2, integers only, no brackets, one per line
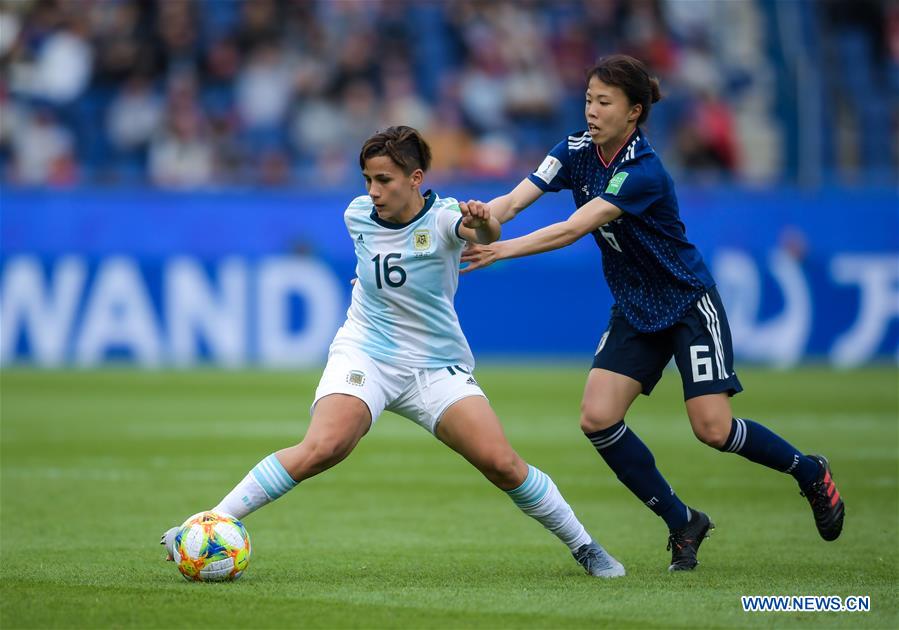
329,190,475,368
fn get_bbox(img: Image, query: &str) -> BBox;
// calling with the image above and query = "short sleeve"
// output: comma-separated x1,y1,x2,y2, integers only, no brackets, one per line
527,139,572,192
597,164,663,216
344,195,370,236
435,202,466,248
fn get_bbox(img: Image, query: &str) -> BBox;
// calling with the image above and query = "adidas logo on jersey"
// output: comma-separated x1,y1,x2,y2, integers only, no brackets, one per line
356,234,364,243
466,377,477,385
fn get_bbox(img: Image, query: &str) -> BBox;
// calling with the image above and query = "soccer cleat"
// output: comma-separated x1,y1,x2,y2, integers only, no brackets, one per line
800,454,844,541
667,508,714,571
572,540,626,578
160,526,179,561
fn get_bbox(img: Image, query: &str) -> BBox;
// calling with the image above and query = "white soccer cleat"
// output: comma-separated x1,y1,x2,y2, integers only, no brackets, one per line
572,540,626,578
160,526,180,561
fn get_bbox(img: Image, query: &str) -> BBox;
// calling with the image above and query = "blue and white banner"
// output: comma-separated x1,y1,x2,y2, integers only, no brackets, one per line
1,186,896,367
1,256,344,367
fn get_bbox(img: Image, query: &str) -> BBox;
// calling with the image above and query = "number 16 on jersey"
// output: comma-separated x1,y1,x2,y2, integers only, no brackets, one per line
372,253,407,289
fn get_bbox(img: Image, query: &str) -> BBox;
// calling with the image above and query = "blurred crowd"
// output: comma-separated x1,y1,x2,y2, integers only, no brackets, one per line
0,0,896,189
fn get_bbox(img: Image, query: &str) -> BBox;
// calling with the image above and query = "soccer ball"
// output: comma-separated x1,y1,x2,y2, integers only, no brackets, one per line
173,511,251,582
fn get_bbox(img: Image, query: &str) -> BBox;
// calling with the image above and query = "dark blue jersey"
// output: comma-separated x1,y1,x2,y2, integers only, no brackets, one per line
528,127,715,332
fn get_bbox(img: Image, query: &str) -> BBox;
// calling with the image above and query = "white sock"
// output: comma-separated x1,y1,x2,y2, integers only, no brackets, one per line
212,453,298,520
505,465,592,551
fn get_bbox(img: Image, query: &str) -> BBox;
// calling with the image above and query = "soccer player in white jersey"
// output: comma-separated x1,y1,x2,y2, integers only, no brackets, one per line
162,126,624,578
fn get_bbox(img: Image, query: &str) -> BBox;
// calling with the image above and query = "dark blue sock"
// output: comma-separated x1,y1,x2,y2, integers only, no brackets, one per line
719,418,819,487
586,421,689,531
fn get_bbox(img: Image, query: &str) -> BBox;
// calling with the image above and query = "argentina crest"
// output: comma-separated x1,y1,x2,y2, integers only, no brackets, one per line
413,229,431,253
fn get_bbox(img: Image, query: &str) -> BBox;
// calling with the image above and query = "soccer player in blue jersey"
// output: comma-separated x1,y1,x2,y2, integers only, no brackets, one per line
162,126,624,578
461,55,844,571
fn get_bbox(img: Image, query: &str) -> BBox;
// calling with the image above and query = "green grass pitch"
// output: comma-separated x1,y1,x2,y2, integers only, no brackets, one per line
1,366,896,629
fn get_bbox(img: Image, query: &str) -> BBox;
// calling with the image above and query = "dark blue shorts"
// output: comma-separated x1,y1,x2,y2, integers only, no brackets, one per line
592,287,743,400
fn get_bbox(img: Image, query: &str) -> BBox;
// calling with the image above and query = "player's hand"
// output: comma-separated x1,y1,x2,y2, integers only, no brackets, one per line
460,242,500,274
460,199,490,229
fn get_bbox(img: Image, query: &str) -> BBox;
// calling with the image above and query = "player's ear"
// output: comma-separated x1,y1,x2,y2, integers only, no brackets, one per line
409,168,424,188
628,103,642,124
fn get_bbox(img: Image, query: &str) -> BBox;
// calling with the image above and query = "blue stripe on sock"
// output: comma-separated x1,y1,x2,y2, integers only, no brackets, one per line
506,466,537,501
265,454,297,491
518,474,550,507
506,466,550,507
252,454,296,499
520,473,547,502
263,456,293,493
272,455,298,486
251,465,279,499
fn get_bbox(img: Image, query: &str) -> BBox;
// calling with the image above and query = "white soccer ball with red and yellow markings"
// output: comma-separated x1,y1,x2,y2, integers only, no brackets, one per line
173,511,251,582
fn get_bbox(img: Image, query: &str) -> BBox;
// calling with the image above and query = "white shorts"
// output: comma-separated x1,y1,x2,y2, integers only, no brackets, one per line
312,344,487,434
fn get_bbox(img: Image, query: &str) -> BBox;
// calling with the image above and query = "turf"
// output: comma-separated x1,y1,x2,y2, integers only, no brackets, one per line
1,366,896,629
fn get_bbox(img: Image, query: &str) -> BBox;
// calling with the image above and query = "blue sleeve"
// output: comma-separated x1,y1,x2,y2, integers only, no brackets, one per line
527,139,571,193
597,163,663,216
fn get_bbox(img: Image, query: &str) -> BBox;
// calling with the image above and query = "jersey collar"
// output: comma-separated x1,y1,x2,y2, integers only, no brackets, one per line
370,189,436,229
595,127,640,169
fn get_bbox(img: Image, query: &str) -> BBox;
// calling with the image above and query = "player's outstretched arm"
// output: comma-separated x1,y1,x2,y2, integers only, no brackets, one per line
458,199,501,244
484,179,544,224
460,196,623,274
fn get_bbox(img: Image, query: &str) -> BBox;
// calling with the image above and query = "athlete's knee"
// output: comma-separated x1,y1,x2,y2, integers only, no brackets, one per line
299,435,354,473
580,400,620,434
480,450,525,489
689,412,731,448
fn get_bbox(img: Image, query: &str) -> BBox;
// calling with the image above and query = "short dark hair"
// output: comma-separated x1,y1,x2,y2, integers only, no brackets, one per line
586,55,661,125
359,125,432,174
